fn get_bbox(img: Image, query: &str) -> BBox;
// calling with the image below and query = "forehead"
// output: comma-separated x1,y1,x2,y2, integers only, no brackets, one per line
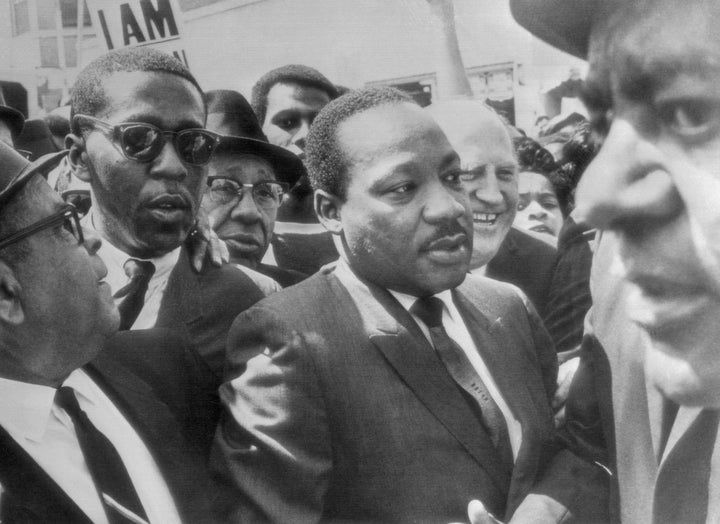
338,102,453,168
209,153,276,181
99,71,205,126
588,2,720,98
265,82,332,113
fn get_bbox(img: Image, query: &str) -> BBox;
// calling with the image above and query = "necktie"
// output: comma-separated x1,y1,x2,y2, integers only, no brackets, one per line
411,296,513,467
114,259,155,331
55,387,149,524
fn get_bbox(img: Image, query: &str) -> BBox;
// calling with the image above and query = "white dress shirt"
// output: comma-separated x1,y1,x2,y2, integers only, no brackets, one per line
0,369,181,524
334,258,522,460
83,212,180,330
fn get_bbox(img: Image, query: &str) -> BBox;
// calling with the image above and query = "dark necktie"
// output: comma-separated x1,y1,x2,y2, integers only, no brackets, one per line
55,387,149,524
114,259,155,331
411,296,514,467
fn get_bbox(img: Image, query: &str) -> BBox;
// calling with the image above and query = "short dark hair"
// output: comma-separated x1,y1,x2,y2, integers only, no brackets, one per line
554,122,598,217
70,47,203,132
251,64,339,126
305,86,413,200
514,136,558,175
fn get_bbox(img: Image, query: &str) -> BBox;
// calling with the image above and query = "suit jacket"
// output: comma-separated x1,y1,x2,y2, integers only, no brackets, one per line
212,267,605,523
556,234,720,524
0,335,221,524
154,247,265,454
486,227,557,319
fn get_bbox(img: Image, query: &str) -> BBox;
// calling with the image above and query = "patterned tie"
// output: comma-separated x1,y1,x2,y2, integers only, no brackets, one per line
113,259,155,331
411,296,514,467
55,387,149,524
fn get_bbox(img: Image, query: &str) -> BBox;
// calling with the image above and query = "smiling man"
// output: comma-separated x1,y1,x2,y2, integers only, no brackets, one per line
66,48,264,455
212,87,601,523
427,100,558,318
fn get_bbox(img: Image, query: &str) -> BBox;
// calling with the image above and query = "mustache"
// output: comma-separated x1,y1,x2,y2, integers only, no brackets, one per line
420,222,469,250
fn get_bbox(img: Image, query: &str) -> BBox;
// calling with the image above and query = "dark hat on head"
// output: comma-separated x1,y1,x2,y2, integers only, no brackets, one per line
205,89,305,187
0,88,25,140
15,119,60,161
0,141,33,209
510,0,611,58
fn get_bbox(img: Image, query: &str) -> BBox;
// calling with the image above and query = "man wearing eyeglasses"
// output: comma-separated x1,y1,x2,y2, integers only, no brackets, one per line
0,141,222,523
65,47,265,456
201,89,307,293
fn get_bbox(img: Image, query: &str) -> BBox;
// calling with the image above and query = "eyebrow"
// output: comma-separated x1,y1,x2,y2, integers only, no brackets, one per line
116,114,204,130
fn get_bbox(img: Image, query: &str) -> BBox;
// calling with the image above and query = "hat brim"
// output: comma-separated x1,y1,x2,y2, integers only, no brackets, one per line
510,0,601,59
214,136,305,187
0,106,25,139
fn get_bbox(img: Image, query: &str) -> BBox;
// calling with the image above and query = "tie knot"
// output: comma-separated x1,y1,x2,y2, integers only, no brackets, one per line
55,386,81,415
123,259,155,280
411,295,445,329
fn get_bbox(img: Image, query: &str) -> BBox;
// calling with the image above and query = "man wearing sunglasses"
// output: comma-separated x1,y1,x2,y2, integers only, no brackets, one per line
0,141,222,523
65,47,264,456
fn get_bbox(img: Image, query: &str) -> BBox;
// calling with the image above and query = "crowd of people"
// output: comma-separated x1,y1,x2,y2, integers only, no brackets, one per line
0,0,718,522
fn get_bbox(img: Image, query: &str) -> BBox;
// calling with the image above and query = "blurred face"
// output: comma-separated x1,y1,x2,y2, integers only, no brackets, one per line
437,108,518,269
262,82,332,157
575,1,720,406
335,102,472,296
4,179,118,383
515,171,562,242
202,153,278,268
80,71,206,259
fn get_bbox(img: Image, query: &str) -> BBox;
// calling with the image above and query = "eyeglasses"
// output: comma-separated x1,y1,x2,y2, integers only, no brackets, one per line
0,204,83,251
206,177,288,209
73,114,221,166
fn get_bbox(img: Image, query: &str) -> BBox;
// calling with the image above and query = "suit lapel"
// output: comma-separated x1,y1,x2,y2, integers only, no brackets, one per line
0,426,91,523
157,247,203,327
84,358,213,521
335,270,510,496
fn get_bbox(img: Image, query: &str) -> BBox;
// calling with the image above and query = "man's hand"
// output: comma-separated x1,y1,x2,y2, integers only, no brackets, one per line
467,500,503,524
187,208,229,273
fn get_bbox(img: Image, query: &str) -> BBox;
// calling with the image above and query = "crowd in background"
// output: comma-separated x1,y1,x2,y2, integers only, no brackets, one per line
0,0,719,522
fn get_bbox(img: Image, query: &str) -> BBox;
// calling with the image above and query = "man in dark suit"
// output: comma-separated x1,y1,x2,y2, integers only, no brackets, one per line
65,48,264,454
212,87,605,523
505,0,720,522
0,141,219,523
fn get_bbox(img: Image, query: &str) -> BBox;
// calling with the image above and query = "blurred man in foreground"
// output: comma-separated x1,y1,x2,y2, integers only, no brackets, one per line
504,0,720,521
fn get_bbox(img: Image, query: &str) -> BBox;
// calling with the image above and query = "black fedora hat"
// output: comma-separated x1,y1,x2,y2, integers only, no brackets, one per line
0,88,24,140
205,89,305,187
510,0,612,59
0,140,33,208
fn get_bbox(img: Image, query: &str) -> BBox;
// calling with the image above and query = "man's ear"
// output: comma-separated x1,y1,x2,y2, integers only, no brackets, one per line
314,189,343,235
0,261,24,326
66,133,92,183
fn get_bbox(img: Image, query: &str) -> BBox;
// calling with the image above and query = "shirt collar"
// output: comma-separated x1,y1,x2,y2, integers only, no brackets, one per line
83,210,181,292
334,258,456,315
0,376,58,442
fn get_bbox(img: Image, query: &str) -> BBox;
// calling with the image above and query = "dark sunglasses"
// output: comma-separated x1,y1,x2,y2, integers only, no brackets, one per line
0,204,83,251
207,177,288,209
73,114,221,166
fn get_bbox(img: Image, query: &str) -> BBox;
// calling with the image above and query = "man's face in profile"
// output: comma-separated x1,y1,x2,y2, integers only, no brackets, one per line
576,0,720,407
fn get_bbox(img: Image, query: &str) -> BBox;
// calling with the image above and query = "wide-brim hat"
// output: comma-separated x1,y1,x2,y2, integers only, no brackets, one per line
205,89,305,187
0,140,32,208
510,0,607,59
0,105,24,140
15,119,59,161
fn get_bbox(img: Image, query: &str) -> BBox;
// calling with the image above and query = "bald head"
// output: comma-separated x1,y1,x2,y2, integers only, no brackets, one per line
425,100,519,268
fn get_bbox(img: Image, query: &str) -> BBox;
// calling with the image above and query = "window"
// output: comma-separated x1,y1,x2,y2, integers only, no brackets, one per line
63,36,77,67
37,0,57,30
60,0,92,28
11,0,30,35
39,37,60,68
